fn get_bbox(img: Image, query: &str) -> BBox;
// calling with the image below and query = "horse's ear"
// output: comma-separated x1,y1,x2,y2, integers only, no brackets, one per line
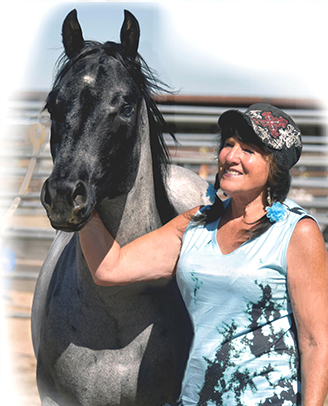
120,10,140,59
62,9,85,59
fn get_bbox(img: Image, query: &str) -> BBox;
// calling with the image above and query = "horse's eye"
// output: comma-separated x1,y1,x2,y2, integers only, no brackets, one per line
121,104,134,118
45,90,57,116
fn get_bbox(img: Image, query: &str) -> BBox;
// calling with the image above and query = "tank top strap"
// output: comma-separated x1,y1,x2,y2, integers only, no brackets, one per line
265,198,318,272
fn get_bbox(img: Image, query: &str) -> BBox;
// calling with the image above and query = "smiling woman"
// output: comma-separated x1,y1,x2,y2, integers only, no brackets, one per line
218,135,270,201
80,103,328,406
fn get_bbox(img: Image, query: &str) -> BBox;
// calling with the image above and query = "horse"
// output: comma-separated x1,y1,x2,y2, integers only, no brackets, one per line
31,9,215,406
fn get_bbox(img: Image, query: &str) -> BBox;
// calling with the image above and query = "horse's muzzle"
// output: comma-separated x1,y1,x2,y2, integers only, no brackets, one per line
41,178,95,232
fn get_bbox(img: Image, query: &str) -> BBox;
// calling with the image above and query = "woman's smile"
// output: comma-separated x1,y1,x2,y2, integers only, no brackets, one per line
223,168,243,177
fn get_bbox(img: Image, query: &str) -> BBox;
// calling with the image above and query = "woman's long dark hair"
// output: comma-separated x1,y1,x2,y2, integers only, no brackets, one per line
192,126,291,241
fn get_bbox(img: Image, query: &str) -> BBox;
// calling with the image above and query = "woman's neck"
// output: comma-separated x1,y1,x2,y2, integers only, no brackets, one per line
217,193,268,254
225,192,267,225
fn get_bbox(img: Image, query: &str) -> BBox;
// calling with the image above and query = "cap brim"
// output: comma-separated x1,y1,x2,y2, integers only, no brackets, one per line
218,110,262,147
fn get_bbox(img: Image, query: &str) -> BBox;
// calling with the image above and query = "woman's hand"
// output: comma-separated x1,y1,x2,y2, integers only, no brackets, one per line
287,218,328,406
79,207,200,286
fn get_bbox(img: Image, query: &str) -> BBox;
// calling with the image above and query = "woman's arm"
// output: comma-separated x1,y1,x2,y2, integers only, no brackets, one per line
79,207,200,286
287,218,328,406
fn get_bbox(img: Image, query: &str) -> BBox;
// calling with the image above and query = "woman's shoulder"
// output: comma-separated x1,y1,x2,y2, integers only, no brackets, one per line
275,198,322,257
265,198,318,240
288,211,327,272
284,198,317,223
259,199,317,250
284,198,307,212
286,197,322,242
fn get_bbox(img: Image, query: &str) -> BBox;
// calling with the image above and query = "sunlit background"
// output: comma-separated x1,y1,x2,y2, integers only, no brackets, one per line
2,1,328,99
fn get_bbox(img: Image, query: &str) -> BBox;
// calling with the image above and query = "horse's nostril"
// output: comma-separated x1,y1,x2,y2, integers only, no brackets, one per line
74,195,83,207
42,180,52,208
72,182,87,209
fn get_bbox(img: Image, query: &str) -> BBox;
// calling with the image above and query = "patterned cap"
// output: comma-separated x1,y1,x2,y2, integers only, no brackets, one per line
218,103,303,169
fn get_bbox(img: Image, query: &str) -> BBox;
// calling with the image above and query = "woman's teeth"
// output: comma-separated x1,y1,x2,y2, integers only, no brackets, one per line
225,169,241,176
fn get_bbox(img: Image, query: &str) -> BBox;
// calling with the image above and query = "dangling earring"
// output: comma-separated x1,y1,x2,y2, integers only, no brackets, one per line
267,186,272,206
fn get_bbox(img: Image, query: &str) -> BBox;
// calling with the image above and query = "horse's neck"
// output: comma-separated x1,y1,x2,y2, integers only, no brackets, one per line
97,100,162,246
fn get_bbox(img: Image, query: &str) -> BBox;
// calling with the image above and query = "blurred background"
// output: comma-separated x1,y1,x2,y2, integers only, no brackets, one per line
1,1,328,404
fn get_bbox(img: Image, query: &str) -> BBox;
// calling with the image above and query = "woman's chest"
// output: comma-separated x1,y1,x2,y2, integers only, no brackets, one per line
215,218,251,255
177,241,288,314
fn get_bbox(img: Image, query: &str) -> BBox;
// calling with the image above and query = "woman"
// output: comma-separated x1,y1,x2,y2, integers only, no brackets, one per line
80,104,328,405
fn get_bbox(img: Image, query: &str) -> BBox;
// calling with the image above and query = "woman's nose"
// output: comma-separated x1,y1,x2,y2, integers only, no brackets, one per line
226,146,241,163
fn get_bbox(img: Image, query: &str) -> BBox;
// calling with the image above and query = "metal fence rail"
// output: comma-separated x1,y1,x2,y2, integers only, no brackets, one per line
1,94,328,297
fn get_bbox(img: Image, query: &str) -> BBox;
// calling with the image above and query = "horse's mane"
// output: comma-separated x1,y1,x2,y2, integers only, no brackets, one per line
52,40,178,224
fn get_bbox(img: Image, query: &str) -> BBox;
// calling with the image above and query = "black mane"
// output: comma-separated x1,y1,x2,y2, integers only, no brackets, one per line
51,40,178,224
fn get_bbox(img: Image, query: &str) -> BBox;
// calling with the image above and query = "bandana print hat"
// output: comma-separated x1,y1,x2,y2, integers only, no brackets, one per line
218,103,303,169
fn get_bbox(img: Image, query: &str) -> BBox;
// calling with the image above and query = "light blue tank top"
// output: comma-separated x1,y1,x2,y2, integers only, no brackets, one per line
176,198,315,406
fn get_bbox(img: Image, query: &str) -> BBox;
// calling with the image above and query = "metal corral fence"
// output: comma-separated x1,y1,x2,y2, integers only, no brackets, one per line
1,92,328,313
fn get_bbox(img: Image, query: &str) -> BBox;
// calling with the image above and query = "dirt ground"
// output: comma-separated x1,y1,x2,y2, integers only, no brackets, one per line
2,290,40,406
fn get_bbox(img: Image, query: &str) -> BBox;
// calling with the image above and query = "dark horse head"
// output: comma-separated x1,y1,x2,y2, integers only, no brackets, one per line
41,9,176,232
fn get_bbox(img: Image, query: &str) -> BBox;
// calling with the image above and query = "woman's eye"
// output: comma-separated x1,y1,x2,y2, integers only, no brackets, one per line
121,104,134,118
244,148,254,154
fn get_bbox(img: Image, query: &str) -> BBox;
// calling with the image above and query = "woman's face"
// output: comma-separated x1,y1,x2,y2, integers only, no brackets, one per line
218,135,270,200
